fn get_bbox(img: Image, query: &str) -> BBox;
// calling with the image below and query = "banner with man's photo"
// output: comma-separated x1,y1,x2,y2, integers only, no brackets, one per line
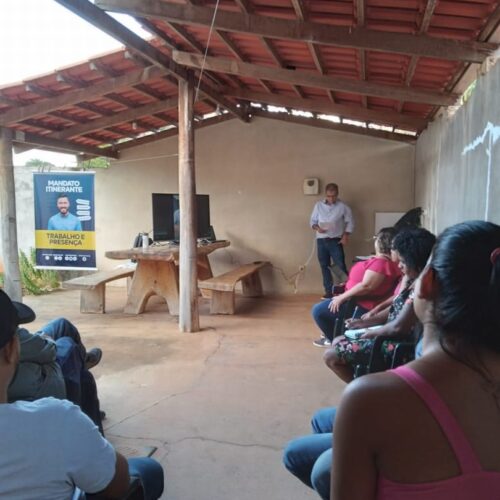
33,172,96,270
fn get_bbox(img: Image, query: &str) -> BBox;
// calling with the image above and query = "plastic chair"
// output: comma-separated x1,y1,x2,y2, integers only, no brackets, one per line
353,332,418,378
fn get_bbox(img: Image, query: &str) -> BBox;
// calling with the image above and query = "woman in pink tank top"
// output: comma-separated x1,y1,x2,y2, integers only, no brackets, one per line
331,221,500,500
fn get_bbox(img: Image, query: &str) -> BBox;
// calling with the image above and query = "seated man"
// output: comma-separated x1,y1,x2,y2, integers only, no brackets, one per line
8,316,104,432
0,290,164,500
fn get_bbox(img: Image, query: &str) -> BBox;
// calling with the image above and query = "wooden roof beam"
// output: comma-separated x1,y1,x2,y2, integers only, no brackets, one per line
217,30,274,93
173,51,458,106
0,66,169,126
55,0,248,122
290,0,334,103
252,109,416,144
356,0,367,108
12,130,119,158
95,0,498,63
49,97,178,140
103,113,234,152
223,88,426,130
398,0,438,112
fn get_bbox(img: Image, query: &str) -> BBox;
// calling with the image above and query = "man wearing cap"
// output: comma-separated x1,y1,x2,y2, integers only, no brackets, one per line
0,290,164,499
8,315,105,432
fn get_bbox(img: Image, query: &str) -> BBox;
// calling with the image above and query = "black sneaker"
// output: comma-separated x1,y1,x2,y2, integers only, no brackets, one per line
85,348,103,370
321,293,333,300
313,337,332,347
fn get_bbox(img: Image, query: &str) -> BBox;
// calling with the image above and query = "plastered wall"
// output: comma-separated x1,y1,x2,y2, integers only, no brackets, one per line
92,117,414,294
415,60,500,231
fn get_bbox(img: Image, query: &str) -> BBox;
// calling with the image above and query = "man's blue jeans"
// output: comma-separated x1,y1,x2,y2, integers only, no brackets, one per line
87,457,164,500
128,457,164,500
317,238,347,294
283,407,337,500
311,300,367,341
40,318,103,433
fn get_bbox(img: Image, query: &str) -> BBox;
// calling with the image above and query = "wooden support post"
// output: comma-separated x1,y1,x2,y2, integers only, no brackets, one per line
178,73,200,332
0,127,22,301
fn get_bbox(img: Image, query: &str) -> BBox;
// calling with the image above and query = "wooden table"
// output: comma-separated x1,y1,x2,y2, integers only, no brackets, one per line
105,240,230,315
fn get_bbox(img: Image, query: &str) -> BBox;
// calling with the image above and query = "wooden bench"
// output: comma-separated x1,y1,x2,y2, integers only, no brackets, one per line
63,268,135,313
198,261,270,314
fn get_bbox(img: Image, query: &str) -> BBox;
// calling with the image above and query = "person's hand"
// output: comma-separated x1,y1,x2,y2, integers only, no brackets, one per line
345,318,365,329
360,310,374,320
340,233,349,245
329,294,345,313
360,329,383,339
314,225,327,233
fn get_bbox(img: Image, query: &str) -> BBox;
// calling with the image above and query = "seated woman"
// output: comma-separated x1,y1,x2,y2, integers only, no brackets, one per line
331,220,500,499
312,227,401,347
325,227,436,382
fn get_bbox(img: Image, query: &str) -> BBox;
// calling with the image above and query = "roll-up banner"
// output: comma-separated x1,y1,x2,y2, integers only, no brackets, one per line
33,172,96,270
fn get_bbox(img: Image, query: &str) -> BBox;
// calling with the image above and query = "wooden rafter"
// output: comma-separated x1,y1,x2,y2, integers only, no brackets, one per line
225,0,304,97
252,109,416,144
220,88,427,130
357,0,367,108
290,0,334,103
398,0,438,112
100,113,234,152
216,30,273,93
95,0,498,63
0,66,168,126
173,51,457,106
11,130,119,158
49,97,178,140
54,0,247,122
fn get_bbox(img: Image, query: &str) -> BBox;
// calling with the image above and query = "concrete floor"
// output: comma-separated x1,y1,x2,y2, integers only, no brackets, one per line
25,288,346,500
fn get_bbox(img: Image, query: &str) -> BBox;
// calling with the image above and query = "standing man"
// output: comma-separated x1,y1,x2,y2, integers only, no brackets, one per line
48,194,82,231
310,183,354,299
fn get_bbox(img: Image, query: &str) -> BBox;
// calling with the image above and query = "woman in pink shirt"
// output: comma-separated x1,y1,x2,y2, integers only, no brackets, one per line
331,220,500,500
312,227,401,347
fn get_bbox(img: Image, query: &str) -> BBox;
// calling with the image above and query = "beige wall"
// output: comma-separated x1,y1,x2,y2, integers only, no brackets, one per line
94,117,415,294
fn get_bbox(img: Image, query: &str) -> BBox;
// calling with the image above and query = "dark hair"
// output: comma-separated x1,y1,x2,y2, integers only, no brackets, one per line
376,227,397,255
431,220,500,355
325,183,339,193
392,228,436,274
57,194,70,201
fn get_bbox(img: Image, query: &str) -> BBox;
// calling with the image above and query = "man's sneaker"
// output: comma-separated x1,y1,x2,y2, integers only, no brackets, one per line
321,293,333,300
85,348,103,370
313,337,332,347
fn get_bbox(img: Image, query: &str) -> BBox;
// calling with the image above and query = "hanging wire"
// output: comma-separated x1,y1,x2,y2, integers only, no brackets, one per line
194,0,221,102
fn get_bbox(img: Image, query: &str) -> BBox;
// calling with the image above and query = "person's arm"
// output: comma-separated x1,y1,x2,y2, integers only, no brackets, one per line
345,308,389,329
331,378,379,500
339,205,354,245
97,452,130,499
361,301,417,339
63,403,130,498
329,270,386,313
361,295,394,319
310,203,326,234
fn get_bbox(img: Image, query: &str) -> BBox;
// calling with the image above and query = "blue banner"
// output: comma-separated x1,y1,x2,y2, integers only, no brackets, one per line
33,172,96,270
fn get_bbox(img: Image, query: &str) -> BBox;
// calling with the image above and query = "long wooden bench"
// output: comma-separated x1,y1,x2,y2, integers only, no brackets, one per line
63,268,134,313
198,261,271,314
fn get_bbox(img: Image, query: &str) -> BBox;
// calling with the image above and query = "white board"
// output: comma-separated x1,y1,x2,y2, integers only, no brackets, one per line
375,212,406,233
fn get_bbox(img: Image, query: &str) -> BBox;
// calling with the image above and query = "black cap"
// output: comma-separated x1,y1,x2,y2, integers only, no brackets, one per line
0,290,36,350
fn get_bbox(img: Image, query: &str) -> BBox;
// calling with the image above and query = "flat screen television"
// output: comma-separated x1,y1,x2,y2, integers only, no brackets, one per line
152,193,211,242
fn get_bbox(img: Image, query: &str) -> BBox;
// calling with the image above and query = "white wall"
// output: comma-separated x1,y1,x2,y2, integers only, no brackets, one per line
415,60,500,231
